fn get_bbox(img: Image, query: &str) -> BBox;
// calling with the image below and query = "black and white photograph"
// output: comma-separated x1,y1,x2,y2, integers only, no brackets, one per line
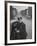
5,1,36,45
10,6,32,40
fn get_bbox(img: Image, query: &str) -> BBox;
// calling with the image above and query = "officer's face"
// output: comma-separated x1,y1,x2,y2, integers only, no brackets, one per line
18,19,22,23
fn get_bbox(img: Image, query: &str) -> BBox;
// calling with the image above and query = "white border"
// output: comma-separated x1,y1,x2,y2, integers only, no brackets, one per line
7,3,35,43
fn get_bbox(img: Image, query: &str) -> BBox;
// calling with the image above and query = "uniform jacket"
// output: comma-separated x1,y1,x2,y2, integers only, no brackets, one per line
10,21,27,40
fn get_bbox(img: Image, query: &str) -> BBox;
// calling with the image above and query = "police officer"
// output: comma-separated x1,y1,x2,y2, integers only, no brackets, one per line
10,17,27,40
